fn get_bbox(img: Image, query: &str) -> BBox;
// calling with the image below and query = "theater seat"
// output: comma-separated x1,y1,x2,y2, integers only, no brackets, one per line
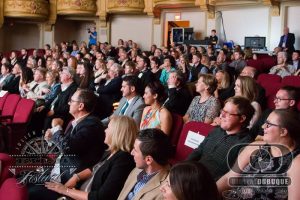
257,73,282,88
169,113,184,147
0,153,13,185
5,98,35,153
171,121,214,164
281,76,300,87
0,178,28,200
0,94,21,124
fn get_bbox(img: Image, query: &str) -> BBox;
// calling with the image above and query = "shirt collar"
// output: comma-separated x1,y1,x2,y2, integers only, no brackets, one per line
136,170,159,182
72,113,90,128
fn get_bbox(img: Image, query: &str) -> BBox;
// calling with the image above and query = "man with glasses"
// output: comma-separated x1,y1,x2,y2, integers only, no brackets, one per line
187,96,255,180
250,85,299,138
29,89,106,200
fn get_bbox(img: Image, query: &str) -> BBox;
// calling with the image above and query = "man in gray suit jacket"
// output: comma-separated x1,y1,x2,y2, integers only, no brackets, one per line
102,75,145,126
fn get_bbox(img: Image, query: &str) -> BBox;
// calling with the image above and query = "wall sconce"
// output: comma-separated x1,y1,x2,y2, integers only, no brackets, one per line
174,13,181,21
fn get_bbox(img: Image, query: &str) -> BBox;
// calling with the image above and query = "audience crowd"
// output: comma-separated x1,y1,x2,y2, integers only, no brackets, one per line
0,36,300,200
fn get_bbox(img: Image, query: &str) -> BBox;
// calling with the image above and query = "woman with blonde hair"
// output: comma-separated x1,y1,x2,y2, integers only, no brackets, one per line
46,116,137,200
234,76,261,128
214,70,231,98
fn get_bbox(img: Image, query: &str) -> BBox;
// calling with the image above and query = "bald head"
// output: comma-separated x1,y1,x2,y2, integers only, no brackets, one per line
240,66,257,78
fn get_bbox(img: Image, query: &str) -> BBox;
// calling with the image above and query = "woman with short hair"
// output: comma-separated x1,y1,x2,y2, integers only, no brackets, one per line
183,74,221,124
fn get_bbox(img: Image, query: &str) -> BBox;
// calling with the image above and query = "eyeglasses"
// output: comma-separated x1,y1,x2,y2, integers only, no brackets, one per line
264,120,281,128
274,97,293,102
69,99,81,103
220,109,241,117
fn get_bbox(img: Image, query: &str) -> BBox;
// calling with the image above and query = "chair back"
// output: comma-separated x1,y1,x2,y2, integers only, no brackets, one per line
12,98,35,124
169,113,184,147
172,121,214,163
0,178,28,200
0,153,13,185
0,92,9,112
282,76,300,87
1,94,21,119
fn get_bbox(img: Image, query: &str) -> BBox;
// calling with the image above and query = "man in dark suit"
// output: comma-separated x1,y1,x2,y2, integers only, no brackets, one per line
102,75,145,126
96,63,123,118
136,55,154,91
163,70,192,116
291,50,300,73
278,27,295,55
188,53,202,83
29,89,106,200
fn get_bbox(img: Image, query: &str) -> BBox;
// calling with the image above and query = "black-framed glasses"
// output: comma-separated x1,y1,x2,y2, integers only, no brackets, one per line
221,109,241,117
264,120,281,128
274,97,294,102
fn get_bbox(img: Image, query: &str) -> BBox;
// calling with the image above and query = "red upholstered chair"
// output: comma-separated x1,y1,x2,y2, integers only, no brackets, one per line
5,98,35,153
171,121,214,164
169,113,184,147
0,153,13,186
281,76,300,87
0,92,9,112
0,94,21,123
261,56,277,72
246,59,264,73
0,178,28,200
257,73,282,88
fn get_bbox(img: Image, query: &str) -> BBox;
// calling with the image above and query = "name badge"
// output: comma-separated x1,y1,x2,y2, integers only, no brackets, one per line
184,131,205,149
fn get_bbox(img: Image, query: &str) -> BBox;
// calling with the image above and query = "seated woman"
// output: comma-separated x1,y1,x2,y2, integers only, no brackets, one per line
140,81,172,135
76,60,94,90
214,70,231,99
45,115,137,200
234,76,261,128
36,70,61,112
217,109,300,199
160,161,219,200
183,74,221,124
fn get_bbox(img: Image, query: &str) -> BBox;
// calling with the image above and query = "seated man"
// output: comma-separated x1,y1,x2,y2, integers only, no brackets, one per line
163,70,192,116
96,63,123,113
118,128,172,200
102,75,145,126
187,96,255,180
21,67,49,105
269,51,295,78
44,66,78,130
29,89,106,200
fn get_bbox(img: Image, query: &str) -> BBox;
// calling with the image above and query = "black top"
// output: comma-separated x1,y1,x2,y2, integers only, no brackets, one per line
187,127,253,180
88,151,135,200
237,145,300,199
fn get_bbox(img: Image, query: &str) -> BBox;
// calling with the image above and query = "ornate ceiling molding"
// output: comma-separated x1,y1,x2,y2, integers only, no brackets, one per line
197,0,215,19
262,0,280,16
0,0,3,28
107,0,145,14
56,0,97,16
4,0,49,19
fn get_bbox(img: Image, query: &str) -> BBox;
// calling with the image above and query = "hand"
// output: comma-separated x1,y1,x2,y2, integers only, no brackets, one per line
47,110,54,117
211,117,221,126
44,129,53,141
41,88,50,94
45,182,67,195
64,175,78,189
52,118,64,127
36,106,45,112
